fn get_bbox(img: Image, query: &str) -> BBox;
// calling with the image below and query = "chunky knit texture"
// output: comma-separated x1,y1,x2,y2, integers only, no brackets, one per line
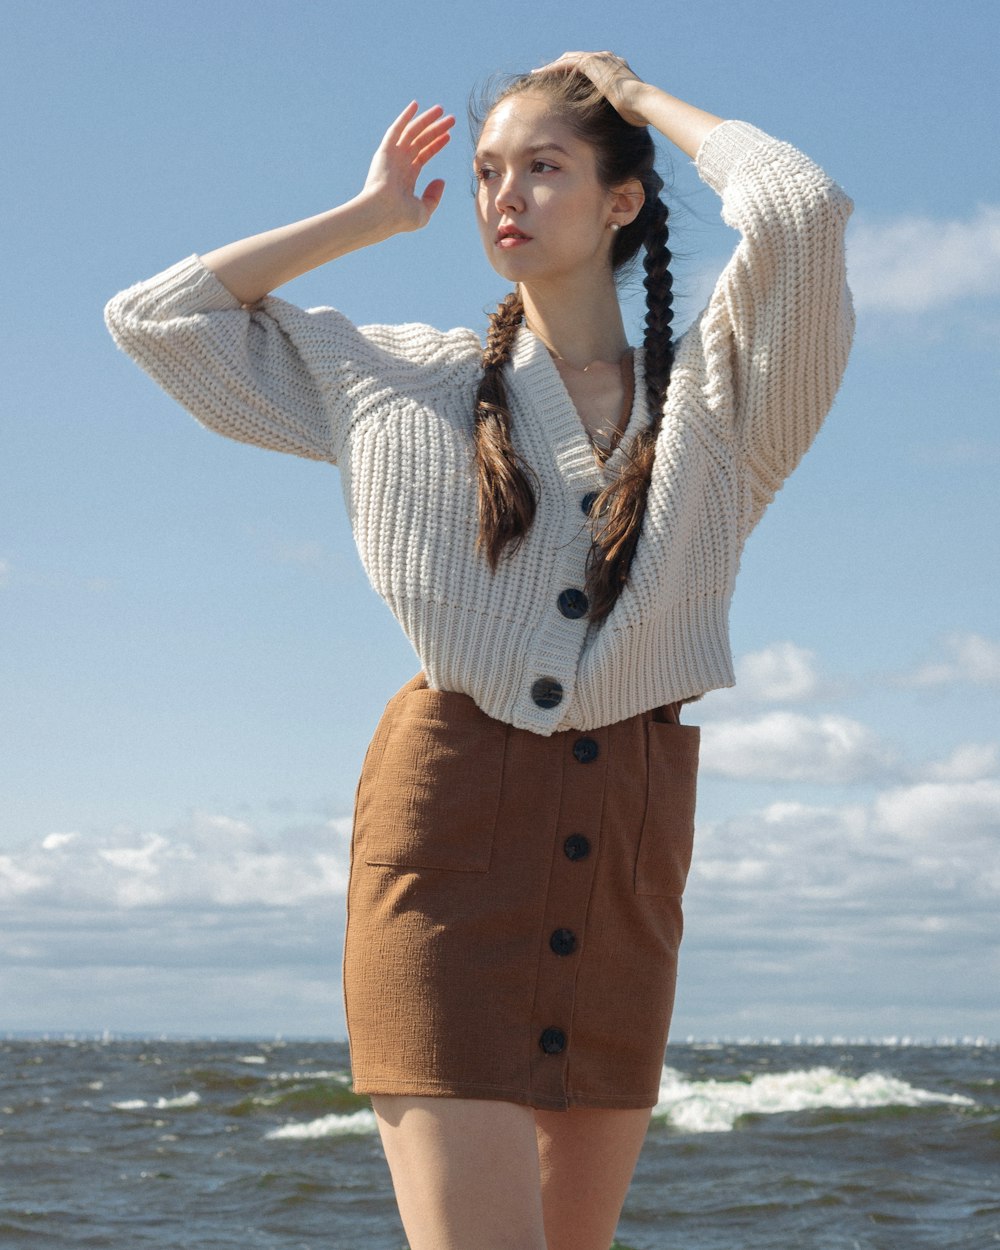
104,120,855,735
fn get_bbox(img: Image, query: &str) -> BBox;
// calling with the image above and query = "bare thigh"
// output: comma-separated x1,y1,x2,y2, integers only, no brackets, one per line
534,1106,653,1250
371,1095,548,1250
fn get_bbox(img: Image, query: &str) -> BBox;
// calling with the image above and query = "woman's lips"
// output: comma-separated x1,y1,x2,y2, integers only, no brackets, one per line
497,226,532,248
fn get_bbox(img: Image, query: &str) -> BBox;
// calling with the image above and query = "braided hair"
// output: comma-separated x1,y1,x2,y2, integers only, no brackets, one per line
473,290,537,568
471,70,676,624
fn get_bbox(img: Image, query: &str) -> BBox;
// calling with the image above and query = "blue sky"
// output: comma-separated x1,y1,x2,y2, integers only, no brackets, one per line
2,0,998,1040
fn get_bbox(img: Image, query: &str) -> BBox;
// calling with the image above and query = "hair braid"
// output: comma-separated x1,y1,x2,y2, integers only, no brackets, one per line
641,195,675,417
585,193,676,624
474,290,539,568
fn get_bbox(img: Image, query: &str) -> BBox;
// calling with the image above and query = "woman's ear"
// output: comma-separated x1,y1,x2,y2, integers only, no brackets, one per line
609,178,645,228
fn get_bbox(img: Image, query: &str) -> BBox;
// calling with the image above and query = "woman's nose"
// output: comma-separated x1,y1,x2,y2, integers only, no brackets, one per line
494,173,523,215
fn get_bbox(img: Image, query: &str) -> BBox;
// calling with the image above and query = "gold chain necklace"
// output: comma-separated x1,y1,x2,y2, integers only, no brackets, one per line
546,346,635,462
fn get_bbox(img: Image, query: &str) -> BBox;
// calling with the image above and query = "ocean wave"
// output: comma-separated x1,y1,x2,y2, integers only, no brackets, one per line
257,1064,976,1141
265,1109,377,1139
269,1070,352,1083
681,1035,998,1048
653,1065,975,1133
228,1079,368,1118
112,1091,201,1111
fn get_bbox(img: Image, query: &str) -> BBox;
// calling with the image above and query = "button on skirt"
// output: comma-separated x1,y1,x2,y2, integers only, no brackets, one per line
343,673,700,1111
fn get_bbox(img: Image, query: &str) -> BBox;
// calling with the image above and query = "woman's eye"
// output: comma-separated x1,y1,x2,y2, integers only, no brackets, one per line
473,160,555,188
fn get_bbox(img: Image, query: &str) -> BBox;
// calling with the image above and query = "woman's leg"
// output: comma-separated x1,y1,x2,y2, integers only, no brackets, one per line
534,1107,653,1250
372,1095,548,1250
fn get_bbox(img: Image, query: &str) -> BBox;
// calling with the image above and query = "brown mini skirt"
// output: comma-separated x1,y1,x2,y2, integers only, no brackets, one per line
342,673,699,1112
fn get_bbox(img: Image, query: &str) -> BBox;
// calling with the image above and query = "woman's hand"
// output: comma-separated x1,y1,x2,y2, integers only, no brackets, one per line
533,51,724,161
360,101,456,235
532,51,650,126
198,102,455,303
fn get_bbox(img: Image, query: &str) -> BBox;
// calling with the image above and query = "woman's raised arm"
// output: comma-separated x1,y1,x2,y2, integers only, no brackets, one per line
200,102,455,305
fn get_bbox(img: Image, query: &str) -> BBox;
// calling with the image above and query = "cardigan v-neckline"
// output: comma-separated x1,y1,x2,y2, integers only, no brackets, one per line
507,326,647,480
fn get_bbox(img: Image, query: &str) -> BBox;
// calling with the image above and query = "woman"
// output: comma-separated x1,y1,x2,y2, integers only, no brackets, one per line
105,51,854,1250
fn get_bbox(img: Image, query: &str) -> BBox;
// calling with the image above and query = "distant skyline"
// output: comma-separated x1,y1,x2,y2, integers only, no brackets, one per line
2,0,998,1040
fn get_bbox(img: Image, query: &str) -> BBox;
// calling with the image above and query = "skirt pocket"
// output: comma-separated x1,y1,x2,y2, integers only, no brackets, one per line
634,722,700,897
356,688,508,873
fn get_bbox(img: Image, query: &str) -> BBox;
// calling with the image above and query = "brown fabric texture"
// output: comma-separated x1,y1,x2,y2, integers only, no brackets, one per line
343,673,699,1111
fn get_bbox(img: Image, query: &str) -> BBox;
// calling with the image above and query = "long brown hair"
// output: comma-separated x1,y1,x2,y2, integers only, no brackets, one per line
471,69,676,625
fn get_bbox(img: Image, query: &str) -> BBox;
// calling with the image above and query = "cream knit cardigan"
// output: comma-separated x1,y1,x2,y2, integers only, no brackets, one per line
105,120,854,735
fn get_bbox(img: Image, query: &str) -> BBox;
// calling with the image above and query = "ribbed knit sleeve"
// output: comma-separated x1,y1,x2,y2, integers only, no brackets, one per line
693,121,855,531
103,253,481,463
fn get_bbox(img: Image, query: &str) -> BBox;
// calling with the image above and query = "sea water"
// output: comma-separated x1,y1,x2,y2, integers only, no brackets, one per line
1,1037,997,1248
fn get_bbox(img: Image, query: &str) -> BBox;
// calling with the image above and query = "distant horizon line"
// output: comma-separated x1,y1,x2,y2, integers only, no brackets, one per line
4,1030,997,1048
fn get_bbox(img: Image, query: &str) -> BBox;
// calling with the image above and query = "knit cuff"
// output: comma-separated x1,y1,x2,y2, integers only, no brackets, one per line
693,119,778,197
130,252,245,315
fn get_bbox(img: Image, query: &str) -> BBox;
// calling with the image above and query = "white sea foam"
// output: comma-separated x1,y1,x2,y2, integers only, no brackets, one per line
265,1109,377,1139
112,1091,201,1111
653,1065,975,1133
260,1065,974,1141
237,1055,267,1064
270,1070,351,1082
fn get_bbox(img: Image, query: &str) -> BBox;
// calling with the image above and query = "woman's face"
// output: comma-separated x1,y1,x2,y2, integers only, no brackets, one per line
474,93,617,288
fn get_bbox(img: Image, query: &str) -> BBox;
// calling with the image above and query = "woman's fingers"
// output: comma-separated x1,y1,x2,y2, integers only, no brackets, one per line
531,50,596,77
386,104,455,173
533,50,583,70
413,128,452,170
381,103,454,161
534,49,630,72
383,100,421,147
531,51,647,125
413,111,455,151
398,104,452,149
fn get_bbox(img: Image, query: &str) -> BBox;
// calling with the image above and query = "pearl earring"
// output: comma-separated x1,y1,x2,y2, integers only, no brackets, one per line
609,222,621,232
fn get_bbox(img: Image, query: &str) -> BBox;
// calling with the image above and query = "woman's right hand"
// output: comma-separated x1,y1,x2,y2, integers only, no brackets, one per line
360,102,456,236
198,102,455,304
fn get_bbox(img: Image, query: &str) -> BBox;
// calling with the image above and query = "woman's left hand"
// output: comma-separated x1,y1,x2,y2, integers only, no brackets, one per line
532,51,649,126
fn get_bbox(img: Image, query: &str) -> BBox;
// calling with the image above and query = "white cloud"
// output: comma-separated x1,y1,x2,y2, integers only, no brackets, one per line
0,854,46,900
701,711,897,783
699,642,847,718
1,810,357,1035
690,771,1000,926
3,812,353,912
734,642,823,703
99,833,171,876
848,204,1000,312
42,831,79,851
874,778,1000,845
926,742,1000,782
901,632,1000,689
